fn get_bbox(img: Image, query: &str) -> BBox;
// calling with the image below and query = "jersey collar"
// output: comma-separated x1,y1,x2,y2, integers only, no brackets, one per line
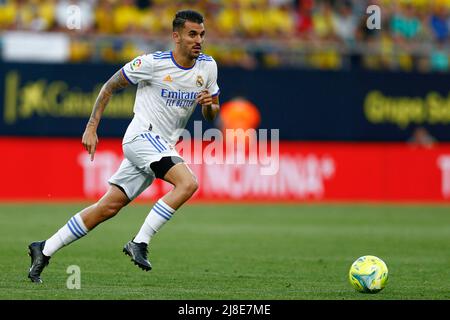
170,51,196,70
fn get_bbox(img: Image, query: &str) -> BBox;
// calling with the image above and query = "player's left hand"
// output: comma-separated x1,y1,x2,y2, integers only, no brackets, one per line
195,89,213,107
82,127,98,162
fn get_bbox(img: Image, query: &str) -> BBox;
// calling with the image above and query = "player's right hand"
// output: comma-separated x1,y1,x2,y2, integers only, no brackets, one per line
82,128,98,161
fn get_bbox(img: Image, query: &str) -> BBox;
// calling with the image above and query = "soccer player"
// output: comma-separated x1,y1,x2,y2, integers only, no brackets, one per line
27,10,220,283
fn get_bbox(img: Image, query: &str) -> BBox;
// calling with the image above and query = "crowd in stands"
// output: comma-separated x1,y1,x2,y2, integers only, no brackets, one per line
0,0,449,72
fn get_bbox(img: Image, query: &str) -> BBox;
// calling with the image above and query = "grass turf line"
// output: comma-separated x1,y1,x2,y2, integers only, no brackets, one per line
0,203,449,300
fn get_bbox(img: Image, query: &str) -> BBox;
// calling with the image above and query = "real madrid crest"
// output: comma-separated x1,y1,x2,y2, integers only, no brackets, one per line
196,75,204,87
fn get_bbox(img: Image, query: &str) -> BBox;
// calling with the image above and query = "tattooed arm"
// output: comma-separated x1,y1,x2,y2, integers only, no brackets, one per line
82,70,130,161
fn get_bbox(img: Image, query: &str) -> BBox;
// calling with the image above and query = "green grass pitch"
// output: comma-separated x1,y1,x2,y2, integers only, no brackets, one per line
0,203,449,300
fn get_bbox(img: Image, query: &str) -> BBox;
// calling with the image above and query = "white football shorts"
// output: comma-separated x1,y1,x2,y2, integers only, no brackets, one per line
108,131,182,200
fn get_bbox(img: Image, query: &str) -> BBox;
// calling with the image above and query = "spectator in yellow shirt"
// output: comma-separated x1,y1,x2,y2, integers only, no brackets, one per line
95,0,115,35
113,0,141,34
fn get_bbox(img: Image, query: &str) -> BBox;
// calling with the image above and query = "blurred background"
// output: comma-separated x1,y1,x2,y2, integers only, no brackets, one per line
1,0,450,202
1,0,450,71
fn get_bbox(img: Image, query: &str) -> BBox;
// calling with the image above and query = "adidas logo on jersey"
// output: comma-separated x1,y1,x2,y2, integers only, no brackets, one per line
163,75,173,82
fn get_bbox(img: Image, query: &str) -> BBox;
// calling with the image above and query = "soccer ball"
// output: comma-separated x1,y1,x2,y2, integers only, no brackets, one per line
348,255,388,293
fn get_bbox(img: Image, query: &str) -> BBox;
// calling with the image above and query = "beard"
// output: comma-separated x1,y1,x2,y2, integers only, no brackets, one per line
189,48,201,59
180,42,201,60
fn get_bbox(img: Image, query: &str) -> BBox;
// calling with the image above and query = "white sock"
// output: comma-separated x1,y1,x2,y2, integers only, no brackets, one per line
42,213,89,257
133,199,176,244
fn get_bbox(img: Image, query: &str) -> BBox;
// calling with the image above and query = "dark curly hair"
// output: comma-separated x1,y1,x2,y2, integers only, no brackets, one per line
172,10,204,32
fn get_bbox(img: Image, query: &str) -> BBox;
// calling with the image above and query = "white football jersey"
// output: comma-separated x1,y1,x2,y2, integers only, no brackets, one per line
121,51,220,146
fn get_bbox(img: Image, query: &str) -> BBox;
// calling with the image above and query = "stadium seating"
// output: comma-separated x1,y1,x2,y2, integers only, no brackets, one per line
0,0,449,71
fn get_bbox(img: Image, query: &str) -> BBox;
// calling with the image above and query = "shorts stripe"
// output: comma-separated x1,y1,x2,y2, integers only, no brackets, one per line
147,133,166,152
153,136,167,151
142,133,163,152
